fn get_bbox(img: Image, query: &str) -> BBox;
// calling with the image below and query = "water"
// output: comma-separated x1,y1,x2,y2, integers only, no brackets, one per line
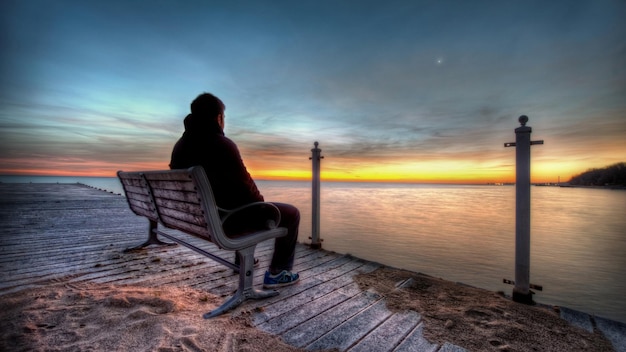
2,175,625,323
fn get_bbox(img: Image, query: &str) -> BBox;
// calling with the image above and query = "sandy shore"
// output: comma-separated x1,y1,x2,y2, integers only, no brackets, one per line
354,267,615,351
0,283,301,352
0,267,615,351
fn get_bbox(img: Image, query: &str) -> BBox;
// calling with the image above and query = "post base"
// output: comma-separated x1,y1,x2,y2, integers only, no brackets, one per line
512,289,535,305
310,242,322,250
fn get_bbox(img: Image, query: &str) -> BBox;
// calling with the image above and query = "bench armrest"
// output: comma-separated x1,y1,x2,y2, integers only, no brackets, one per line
218,202,282,229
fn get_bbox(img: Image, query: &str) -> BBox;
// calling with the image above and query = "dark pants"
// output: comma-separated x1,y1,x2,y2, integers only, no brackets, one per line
227,202,300,273
268,202,300,273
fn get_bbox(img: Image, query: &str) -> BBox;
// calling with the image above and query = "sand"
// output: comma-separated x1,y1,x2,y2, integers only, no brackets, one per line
0,283,301,352
354,267,615,351
0,268,616,351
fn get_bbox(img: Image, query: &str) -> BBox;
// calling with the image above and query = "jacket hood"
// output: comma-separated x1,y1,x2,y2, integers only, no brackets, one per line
183,113,223,135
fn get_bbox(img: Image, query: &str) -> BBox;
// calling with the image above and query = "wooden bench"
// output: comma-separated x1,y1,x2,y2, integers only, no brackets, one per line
117,166,288,318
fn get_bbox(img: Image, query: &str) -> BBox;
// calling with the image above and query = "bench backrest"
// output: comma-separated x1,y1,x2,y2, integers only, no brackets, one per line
117,166,226,247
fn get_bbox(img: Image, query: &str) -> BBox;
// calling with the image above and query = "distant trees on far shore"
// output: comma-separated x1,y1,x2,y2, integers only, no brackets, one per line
569,162,626,186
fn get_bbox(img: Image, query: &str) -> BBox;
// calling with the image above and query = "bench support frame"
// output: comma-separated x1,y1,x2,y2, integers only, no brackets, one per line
117,167,287,318
123,219,177,252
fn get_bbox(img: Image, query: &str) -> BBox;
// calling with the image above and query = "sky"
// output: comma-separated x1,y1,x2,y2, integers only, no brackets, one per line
1,0,624,183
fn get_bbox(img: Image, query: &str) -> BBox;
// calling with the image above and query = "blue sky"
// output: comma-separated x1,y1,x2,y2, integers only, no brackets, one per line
1,0,624,182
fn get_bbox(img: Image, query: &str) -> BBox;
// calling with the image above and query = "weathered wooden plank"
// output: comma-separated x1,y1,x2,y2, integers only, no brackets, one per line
258,282,364,334
0,246,139,281
158,214,211,239
0,247,218,292
393,323,439,352
244,255,368,312
192,245,328,295
122,235,276,288
122,184,150,197
251,260,378,324
349,311,422,352
0,225,145,257
158,206,208,228
306,298,393,351
148,179,197,192
140,250,277,288
150,188,200,203
209,251,354,297
2,248,170,289
280,290,383,348
154,197,204,216
126,198,157,219
118,176,145,188
1,239,130,259
0,186,186,294
260,256,369,299
0,239,144,262
125,191,152,205
64,238,239,288
142,171,194,182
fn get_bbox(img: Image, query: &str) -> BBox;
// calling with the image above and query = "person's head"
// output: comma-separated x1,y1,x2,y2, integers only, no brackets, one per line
190,93,225,129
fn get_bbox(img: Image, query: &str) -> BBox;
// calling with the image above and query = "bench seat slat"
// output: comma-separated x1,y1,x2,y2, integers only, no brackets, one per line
142,172,195,181
159,213,211,239
151,188,201,203
157,205,208,228
128,206,157,220
154,197,204,216
125,191,152,204
121,184,150,196
121,177,147,188
119,172,155,219
128,199,158,220
146,179,198,192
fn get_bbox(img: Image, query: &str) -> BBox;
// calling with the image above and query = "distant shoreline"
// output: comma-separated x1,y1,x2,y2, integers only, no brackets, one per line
556,184,626,190
484,182,626,190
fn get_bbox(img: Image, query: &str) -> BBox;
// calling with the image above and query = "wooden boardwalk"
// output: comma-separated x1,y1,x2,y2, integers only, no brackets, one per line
0,183,465,351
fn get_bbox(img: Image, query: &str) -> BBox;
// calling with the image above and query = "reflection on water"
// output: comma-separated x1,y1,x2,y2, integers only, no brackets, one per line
259,181,626,324
2,176,625,323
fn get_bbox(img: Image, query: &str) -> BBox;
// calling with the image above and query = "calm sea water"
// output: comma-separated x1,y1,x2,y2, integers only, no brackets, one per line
2,175,625,323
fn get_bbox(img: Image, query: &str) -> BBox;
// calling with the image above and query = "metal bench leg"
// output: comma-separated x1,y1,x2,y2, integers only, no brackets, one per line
203,246,279,318
124,220,177,252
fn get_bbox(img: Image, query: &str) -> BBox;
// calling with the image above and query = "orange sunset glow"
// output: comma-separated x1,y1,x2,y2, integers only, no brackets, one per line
1,2,624,184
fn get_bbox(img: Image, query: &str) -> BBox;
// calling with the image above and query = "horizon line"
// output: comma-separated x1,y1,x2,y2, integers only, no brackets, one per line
0,172,548,185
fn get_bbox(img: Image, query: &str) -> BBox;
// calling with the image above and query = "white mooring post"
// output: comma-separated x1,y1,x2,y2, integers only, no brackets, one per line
504,115,543,304
309,141,324,249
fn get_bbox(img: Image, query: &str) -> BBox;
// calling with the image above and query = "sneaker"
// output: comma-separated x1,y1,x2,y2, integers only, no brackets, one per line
263,270,300,288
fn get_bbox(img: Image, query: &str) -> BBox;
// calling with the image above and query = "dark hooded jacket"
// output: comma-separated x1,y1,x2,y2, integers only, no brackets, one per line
169,113,264,210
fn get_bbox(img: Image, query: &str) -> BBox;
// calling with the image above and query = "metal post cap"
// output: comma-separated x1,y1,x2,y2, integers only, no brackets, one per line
519,115,529,126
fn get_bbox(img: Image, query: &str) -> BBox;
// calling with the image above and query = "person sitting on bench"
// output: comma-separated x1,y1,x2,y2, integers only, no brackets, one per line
170,92,300,288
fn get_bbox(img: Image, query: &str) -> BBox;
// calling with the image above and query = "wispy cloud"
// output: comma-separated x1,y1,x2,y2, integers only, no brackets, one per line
0,0,624,181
